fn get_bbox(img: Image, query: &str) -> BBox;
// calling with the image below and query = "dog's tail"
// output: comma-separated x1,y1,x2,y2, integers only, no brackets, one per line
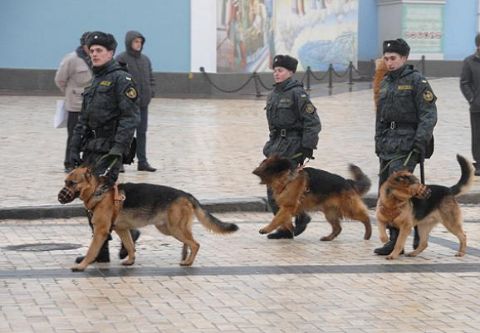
348,164,371,196
187,195,239,234
450,154,475,196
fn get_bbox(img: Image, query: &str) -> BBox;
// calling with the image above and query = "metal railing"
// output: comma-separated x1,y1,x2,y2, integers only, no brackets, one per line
199,55,427,97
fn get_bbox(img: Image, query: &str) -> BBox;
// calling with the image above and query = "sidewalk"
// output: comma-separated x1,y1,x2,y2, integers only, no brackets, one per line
0,78,478,219
1,79,480,333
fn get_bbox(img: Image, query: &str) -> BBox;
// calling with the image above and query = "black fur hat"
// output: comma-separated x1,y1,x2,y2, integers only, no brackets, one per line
272,55,298,73
87,31,117,51
80,31,91,46
383,38,410,57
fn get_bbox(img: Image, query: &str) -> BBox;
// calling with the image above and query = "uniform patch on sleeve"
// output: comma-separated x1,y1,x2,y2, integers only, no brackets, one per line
125,87,138,100
423,90,434,102
99,80,112,86
305,103,315,114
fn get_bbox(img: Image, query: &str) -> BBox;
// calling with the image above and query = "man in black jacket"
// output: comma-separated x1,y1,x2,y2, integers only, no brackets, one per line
374,38,437,255
116,31,156,172
68,31,140,264
460,33,480,176
262,55,321,239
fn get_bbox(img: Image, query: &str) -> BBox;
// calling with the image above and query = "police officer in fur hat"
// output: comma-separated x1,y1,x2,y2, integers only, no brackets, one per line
262,54,321,239
374,38,437,255
68,31,140,264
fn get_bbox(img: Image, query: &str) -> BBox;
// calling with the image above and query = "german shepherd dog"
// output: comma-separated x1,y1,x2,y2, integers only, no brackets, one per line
253,155,372,240
58,167,239,271
376,154,474,260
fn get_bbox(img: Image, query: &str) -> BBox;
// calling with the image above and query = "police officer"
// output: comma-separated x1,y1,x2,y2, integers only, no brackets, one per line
262,54,321,239
374,38,437,255
69,31,140,264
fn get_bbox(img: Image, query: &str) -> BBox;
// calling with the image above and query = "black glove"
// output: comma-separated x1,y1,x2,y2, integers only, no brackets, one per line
302,147,314,159
93,153,121,177
69,150,81,167
412,142,425,162
293,148,314,165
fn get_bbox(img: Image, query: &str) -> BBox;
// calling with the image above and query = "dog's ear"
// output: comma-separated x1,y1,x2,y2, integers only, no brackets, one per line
266,157,291,175
84,168,92,181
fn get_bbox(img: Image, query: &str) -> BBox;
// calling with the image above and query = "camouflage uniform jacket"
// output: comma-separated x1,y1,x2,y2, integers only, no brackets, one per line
70,59,140,159
375,64,437,160
263,78,321,159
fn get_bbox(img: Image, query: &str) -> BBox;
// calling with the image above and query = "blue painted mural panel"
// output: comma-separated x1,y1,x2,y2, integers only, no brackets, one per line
0,0,190,71
358,0,378,61
443,0,477,60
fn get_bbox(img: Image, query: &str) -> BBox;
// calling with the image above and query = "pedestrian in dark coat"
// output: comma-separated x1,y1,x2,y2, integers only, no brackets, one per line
374,38,437,256
262,54,321,239
460,33,480,176
116,30,156,172
69,31,140,264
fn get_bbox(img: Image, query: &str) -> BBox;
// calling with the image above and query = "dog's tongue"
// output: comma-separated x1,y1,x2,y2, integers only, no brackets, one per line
58,187,76,204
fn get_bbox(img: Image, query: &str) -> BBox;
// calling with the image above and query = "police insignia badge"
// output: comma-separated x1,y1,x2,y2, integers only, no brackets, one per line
423,90,434,102
125,87,137,99
305,103,315,114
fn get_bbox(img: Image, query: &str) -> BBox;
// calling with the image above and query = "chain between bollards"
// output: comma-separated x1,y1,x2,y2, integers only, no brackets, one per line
200,55,428,95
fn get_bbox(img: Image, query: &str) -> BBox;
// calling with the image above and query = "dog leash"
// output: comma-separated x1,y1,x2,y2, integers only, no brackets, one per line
379,151,412,175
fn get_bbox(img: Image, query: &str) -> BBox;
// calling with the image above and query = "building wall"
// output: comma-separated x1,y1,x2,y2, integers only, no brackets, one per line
0,0,191,72
0,0,477,73
359,0,477,61
443,0,478,59
358,0,378,61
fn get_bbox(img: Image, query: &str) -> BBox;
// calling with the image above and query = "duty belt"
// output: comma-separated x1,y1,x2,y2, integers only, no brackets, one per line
272,128,303,137
386,121,417,130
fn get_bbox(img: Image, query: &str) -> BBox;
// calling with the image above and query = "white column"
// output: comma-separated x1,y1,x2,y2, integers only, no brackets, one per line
190,0,217,73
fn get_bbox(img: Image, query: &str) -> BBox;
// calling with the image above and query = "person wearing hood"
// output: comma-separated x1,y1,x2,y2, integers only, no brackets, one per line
374,38,437,256
68,31,140,265
116,30,156,172
460,33,480,176
55,31,93,173
262,54,321,239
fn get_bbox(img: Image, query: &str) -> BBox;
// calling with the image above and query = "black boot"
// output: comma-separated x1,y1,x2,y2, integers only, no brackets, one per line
267,229,294,239
413,226,420,250
374,227,402,255
293,213,311,236
75,240,110,264
119,229,141,259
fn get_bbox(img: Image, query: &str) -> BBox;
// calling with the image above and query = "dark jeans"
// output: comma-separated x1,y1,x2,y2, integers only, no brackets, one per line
470,112,480,167
64,111,80,168
136,106,149,165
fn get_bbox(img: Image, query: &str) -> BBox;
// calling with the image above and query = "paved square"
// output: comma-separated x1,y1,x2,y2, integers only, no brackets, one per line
0,208,479,332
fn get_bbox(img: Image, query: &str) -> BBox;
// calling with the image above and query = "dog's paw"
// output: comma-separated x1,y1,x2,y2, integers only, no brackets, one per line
71,265,85,272
259,227,268,234
121,259,135,266
405,251,417,257
386,254,398,260
455,252,465,257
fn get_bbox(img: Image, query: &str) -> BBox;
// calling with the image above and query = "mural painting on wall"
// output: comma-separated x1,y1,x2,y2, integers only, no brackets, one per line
216,0,358,73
